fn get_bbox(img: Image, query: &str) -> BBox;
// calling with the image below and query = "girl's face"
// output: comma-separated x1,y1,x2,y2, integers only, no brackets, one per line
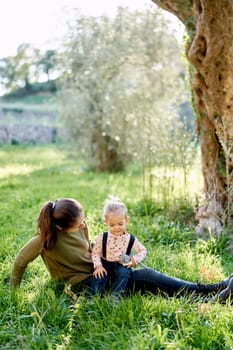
105,211,128,236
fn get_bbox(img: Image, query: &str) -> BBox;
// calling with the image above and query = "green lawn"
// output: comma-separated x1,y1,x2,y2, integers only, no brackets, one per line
1,144,233,349
0,94,58,113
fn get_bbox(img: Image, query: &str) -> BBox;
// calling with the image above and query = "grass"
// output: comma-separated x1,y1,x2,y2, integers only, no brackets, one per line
0,94,59,113
1,144,233,349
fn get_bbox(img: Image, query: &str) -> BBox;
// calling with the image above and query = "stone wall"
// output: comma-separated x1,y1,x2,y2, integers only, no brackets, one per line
0,107,59,144
0,124,57,144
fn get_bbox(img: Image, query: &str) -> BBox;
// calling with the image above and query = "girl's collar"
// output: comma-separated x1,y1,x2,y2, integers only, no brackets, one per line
108,230,127,237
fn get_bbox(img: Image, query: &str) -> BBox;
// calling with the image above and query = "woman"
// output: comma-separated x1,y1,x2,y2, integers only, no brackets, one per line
10,198,233,301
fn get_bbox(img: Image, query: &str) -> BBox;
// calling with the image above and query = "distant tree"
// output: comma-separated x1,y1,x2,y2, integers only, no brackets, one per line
0,43,39,93
37,49,57,81
59,8,191,176
0,56,18,91
14,43,39,91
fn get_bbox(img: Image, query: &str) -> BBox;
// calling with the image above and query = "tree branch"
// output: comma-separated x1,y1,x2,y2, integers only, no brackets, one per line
151,0,194,26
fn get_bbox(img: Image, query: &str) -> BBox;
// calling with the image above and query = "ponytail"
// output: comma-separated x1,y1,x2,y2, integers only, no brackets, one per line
37,201,57,251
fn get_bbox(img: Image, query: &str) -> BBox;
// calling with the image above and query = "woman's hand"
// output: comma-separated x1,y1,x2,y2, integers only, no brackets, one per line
93,265,107,278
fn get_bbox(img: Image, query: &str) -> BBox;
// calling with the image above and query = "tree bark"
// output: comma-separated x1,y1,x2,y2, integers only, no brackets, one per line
152,0,233,231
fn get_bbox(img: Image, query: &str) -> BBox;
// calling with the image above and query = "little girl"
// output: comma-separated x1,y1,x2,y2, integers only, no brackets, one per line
92,196,147,299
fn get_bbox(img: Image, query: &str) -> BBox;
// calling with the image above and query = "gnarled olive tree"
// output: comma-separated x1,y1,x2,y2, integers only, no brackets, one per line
152,0,233,231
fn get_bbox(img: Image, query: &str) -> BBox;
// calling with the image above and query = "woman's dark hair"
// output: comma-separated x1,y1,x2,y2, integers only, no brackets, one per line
37,198,83,251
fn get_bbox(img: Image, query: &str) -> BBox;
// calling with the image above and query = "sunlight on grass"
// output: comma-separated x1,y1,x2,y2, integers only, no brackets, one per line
150,164,203,205
0,145,68,166
0,164,42,179
0,146,71,179
187,166,204,193
149,150,204,201
1,145,233,350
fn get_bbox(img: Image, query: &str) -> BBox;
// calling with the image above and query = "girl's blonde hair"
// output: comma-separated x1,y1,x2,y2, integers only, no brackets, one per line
102,195,128,220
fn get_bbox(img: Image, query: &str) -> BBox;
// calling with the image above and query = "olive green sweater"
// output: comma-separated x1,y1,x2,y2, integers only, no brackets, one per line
10,226,94,287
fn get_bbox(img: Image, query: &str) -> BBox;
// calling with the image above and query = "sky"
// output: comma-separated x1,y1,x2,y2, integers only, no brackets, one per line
0,0,184,59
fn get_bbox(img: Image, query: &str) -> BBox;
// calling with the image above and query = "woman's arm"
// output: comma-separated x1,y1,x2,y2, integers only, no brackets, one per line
10,236,41,288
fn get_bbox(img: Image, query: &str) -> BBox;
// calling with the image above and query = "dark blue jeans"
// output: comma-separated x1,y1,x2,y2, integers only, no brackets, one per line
71,267,228,297
72,267,197,297
127,268,198,296
94,260,132,296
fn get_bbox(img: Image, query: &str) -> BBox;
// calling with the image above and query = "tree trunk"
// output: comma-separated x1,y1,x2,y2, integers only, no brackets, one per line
152,0,233,232
91,126,124,172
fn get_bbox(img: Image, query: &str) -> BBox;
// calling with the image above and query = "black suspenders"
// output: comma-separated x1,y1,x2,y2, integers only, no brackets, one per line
102,231,135,259
126,234,135,255
102,231,108,259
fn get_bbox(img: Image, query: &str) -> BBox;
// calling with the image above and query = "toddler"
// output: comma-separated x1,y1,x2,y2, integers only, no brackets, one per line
92,196,147,299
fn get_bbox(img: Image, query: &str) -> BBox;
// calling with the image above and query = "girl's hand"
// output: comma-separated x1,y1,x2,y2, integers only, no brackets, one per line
126,256,137,268
93,265,107,278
